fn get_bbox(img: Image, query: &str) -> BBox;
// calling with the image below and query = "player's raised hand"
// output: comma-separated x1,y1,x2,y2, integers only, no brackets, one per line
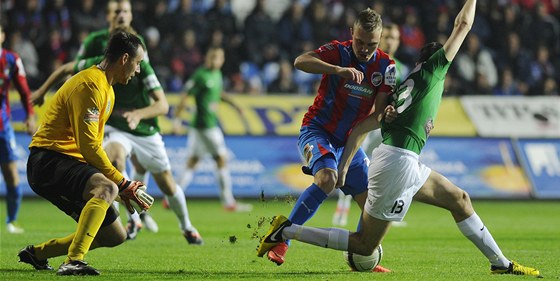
336,67,364,84
118,180,154,214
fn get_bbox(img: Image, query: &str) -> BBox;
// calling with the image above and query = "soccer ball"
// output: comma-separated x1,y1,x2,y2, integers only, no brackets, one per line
343,244,383,272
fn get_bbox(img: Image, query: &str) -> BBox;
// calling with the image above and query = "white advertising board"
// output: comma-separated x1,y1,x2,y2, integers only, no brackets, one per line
461,96,560,138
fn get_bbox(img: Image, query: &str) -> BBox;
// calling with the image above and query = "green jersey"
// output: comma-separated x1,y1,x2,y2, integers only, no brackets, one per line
75,56,163,136
184,67,223,129
382,49,451,154
76,29,110,61
394,57,407,85
76,29,148,61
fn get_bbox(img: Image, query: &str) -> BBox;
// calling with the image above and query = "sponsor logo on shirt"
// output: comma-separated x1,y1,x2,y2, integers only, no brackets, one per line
84,106,100,122
344,83,374,99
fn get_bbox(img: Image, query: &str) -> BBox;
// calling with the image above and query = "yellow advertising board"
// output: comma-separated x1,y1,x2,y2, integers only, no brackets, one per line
10,92,476,137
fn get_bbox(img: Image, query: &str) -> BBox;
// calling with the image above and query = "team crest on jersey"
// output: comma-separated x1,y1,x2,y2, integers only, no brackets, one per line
425,118,434,136
371,72,383,86
84,106,100,122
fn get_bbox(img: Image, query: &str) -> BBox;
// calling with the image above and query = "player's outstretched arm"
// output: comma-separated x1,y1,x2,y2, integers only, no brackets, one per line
172,88,190,135
336,115,375,188
337,95,396,188
31,62,75,106
443,0,476,62
294,51,364,84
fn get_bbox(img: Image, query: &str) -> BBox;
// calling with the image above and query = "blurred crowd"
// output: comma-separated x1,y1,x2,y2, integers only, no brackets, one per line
1,0,559,96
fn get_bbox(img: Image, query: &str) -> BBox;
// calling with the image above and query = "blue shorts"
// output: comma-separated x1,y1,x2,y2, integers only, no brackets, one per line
0,123,17,164
298,125,369,197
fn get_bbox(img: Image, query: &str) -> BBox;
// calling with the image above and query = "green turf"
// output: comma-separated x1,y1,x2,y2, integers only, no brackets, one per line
1,198,558,280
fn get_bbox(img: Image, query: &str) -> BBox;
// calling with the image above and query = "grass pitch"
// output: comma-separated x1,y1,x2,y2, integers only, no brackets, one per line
1,198,558,280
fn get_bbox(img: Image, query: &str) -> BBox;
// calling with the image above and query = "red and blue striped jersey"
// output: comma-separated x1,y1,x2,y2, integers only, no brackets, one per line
0,48,33,131
302,40,396,146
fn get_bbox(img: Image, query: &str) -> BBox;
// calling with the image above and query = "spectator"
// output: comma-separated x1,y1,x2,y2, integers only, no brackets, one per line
168,29,202,92
306,0,332,46
37,28,68,77
398,7,426,65
493,67,522,96
7,30,41,89
43,0,71,44
526,2,560,51
454,33,498,95
528,44,556,95
276,2,313,61
7,0,46,47
205,0,243,84
243,0,277,67
70,0,107,34
495,32,532,95
268,59,298,94
170,0,207,45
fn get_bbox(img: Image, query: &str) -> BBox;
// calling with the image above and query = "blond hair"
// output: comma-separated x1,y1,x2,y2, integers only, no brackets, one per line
354,8,382,32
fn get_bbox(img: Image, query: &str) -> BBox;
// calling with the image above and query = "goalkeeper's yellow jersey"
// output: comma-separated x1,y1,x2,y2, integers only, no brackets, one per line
30,65,124,184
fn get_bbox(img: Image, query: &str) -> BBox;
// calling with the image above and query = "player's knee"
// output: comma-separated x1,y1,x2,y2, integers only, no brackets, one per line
86,174,119,201
314,170,337,192
97,232,126,248
2,166,19,185
214,155,226,167
187,157,199,168
457,189,472,209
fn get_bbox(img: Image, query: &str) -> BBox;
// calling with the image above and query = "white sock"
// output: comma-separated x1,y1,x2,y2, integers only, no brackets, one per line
217,167,235,207
129,211,141,224
179,168,194,190
456,213,510,268
283,224,349,251
165,185,193,231
336,191,346,210
343,194,352,209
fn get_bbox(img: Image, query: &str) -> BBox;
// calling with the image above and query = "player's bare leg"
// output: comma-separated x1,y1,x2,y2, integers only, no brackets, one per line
2,162,24,233
105,142,143,239
215,155,252,212
152,170,203,245
414,171,541,277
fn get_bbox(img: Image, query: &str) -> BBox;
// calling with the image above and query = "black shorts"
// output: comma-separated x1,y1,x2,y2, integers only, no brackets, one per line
27,147,119,227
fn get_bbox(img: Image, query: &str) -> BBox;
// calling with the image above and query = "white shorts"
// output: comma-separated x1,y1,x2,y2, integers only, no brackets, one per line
104,125,171,174
186,127,227,158
364,143,431,222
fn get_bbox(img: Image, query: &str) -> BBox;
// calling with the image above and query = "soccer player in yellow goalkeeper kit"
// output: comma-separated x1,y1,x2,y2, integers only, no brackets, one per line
17,31,153,276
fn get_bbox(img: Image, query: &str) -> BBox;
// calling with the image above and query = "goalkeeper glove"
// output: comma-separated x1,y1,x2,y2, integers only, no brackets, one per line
118,179,154,214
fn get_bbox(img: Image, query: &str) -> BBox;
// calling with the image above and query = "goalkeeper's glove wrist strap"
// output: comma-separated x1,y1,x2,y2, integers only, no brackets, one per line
118,179,129,192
